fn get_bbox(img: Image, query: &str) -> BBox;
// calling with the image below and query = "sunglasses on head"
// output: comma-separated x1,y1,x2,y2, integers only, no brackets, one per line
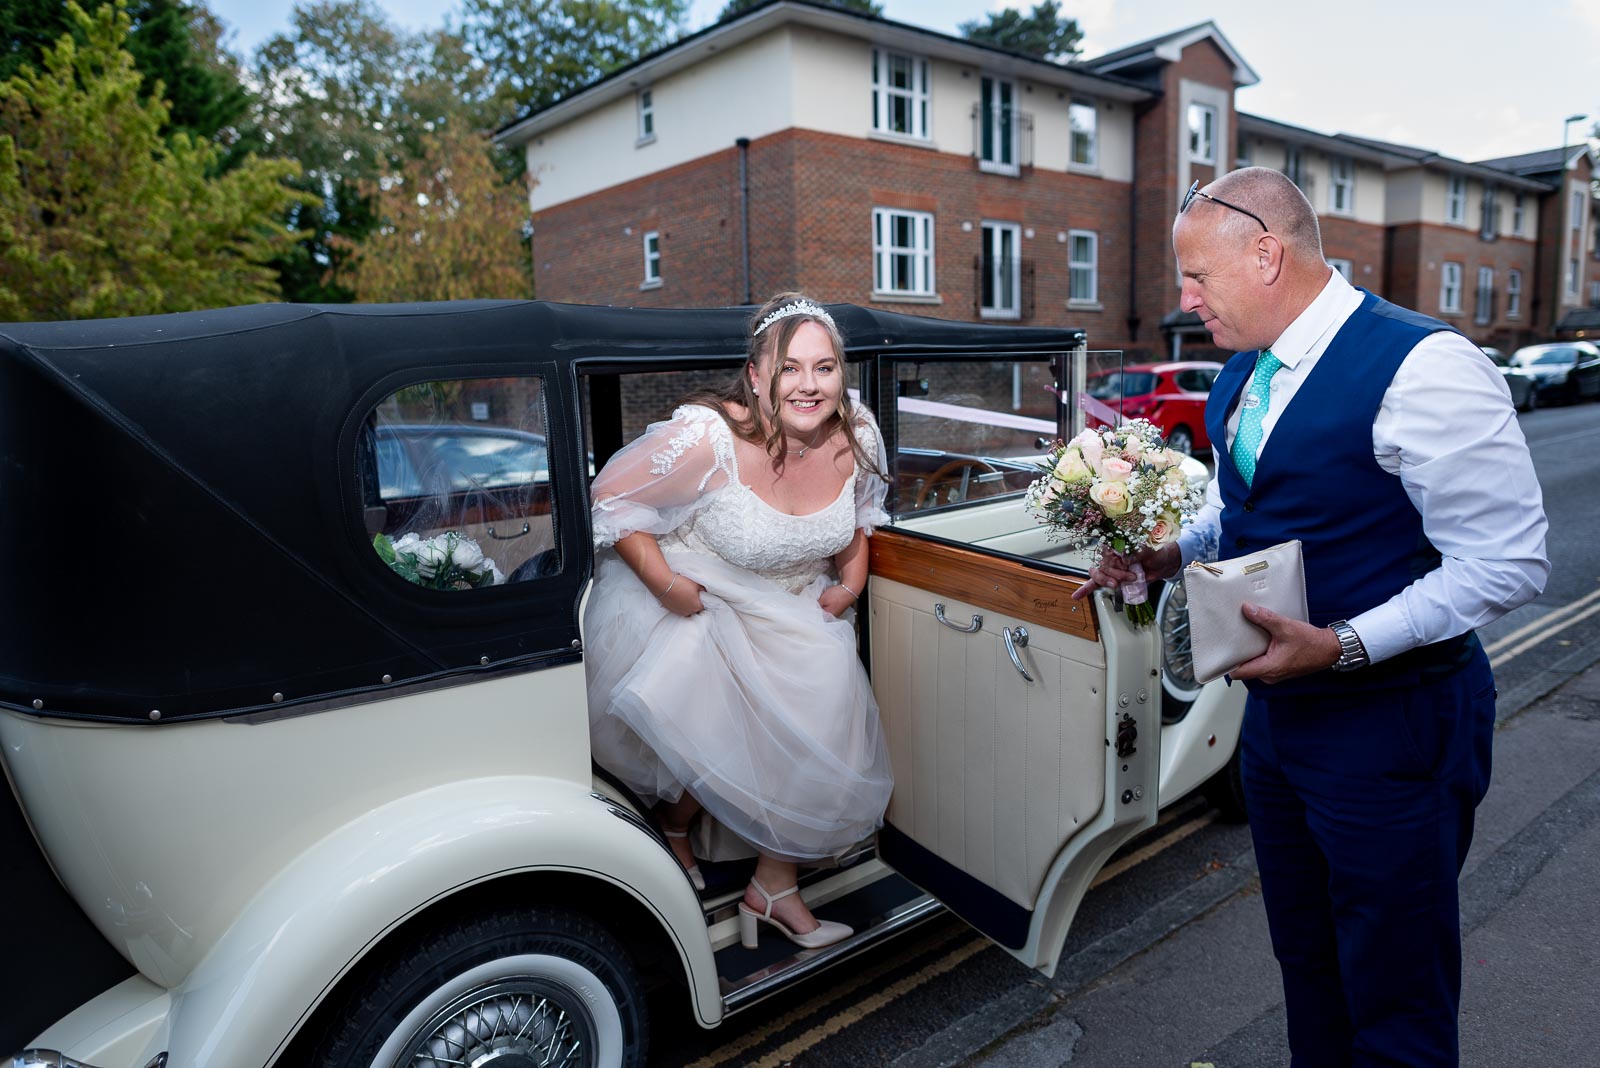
1180,179,1268,232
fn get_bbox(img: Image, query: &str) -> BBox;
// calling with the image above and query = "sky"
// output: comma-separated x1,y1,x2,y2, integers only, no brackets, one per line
206,0,1600,163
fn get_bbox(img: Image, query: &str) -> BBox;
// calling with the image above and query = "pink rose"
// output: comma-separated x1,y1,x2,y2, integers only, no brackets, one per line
1087,479,1132,516
1148,514,1181,546
1071,429,1104,468
1100,457,1134,481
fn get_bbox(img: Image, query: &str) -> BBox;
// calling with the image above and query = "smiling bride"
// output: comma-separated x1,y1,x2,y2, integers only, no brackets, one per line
585,293,893,951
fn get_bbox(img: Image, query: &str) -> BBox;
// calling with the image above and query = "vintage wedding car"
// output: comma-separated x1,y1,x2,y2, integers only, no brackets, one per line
1,300,1244,1068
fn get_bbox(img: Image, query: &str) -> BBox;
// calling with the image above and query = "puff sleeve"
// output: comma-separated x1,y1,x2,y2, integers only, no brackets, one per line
850,408,890,534
590,405,735,549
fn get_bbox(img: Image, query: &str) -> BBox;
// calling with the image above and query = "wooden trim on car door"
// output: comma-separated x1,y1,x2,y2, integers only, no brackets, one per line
868,528,1098,642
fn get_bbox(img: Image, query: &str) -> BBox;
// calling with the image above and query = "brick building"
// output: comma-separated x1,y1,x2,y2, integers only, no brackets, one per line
495,0,1597,357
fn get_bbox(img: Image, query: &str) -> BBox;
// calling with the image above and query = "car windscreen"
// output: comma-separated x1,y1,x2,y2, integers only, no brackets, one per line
1528,349,1578,366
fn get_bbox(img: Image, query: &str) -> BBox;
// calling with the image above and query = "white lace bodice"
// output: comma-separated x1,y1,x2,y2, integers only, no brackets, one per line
592,403,887,593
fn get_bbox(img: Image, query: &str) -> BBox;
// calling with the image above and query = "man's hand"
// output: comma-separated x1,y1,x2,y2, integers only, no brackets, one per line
1071,543,1182,602
1229,604,1342,684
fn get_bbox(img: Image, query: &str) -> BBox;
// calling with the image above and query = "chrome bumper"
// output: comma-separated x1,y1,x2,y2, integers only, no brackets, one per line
12,1053,164,1068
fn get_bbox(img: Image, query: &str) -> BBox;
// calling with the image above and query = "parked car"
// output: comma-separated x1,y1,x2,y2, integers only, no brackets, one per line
1,303,1244,1068
1481,348,1539,412
1085,361,1222,454
1511,341,1600,404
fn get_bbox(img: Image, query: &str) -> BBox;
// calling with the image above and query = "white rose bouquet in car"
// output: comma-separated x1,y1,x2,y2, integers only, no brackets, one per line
1025,419,1201,626
373,531,505,590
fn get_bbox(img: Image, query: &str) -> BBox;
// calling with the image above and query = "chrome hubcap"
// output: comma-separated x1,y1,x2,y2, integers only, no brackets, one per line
399,980,593,1068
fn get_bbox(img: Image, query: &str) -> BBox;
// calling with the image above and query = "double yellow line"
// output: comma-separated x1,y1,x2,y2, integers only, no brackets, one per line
1484,584,1600,667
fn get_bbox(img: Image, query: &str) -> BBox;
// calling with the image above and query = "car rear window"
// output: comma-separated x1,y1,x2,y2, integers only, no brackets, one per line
1087,371,1158,399
360,376,559,589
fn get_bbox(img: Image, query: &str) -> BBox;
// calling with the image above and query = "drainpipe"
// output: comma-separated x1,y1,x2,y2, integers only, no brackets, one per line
737,137,752,304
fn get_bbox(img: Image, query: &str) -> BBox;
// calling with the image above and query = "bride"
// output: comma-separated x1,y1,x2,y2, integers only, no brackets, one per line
585,293,893,950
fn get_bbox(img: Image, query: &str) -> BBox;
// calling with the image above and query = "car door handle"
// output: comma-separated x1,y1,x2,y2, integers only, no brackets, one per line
934,603,982,633
1003,626,1034,683
487,522,531,540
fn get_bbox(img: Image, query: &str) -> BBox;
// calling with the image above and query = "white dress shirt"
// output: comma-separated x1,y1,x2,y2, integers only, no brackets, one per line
1176,270,1550,665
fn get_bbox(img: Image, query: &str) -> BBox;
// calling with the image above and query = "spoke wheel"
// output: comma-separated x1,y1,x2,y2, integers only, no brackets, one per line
312,906,646,1068
1157,580,1204,723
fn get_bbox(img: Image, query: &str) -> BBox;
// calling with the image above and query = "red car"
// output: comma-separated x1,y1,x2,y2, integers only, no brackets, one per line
1086,360,1223,455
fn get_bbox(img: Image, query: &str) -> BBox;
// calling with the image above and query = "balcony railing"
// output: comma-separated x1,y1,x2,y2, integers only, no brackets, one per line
971,105,1034,175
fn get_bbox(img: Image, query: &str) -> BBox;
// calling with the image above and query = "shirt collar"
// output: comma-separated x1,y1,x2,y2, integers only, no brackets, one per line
1267,269,1362,369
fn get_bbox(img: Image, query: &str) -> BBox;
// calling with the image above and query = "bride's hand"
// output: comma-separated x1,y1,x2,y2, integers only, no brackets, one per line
818,583,858,619
659,576,705,617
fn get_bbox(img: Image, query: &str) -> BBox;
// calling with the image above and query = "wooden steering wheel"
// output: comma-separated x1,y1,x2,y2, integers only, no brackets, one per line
913,458,1001,509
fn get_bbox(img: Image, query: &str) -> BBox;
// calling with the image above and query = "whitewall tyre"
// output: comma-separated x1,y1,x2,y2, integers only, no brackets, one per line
312,906,648,1068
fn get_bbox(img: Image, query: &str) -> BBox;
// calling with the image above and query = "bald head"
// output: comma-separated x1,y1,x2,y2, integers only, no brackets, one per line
1195,167,1325,265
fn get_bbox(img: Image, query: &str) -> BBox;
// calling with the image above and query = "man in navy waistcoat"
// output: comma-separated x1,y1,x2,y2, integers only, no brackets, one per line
1079,168,1548,1066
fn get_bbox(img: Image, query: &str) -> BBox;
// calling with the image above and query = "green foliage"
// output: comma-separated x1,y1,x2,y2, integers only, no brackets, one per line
2,0,251,146
959,1,1083,61
717,0,881,19
0,2,304,320
458,0,689,125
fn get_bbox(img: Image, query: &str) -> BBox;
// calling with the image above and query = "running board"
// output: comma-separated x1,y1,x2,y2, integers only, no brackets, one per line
719,893,944,1014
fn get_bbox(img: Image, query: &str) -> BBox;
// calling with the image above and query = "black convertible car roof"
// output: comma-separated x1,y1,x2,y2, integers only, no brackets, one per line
0,300,1081,723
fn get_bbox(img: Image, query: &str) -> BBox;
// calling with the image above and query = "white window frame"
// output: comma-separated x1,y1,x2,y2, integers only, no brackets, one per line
979,222,1022,319
1329,157,1354,215
1512,194,1526,236
1440,261,1462,314
636,89,655,144
1283,145,1303,189
872,48,930,141
978,76,1019,174
1187,103,1216,164
1567,258,1580,299
641,230,661,288
1446,176,1466,225
872,207,935,297
1068,230,1098,306
1069,99,1097,169
1506,269,1522,318
1327,258,1353,282
1474,266,1494,325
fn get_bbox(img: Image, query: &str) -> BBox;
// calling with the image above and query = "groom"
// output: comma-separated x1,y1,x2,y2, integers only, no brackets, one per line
1078,167,1547,1066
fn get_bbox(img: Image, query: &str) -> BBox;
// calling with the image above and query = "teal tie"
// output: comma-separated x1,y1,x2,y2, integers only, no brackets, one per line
1231,349,1282,486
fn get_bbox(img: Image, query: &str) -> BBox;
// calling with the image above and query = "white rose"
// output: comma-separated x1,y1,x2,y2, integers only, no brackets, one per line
413,539,448,578
1071,429,1104,467
449,535,485,573
1053,449,1093,483
1088,479,1132,517
1100,456,1135,482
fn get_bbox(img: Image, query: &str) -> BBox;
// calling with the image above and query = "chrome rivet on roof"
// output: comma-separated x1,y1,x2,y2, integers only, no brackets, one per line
272,692,284,703
31,699,43,709
480,656,490,666
382,674,393,684
149,710,161,721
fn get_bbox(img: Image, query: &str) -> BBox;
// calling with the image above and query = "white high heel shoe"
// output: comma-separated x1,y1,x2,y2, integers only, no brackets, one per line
661,827,706,891
738,879,853,950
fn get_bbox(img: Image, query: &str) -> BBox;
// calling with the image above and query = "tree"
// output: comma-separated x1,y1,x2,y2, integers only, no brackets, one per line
458,0,689,126
340,125,531,302
717,0,881,19
0,2,304,320
959,1,1082,62
2,0,251,145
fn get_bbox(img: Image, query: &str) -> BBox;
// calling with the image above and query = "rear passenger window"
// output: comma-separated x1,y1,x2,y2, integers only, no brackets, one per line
360,376,559,589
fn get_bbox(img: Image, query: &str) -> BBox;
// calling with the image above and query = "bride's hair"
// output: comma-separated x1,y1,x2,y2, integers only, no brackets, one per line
682,292,882,475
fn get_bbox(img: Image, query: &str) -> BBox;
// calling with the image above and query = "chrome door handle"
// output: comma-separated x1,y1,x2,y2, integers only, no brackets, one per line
1003,626,1034,683
934,603,982,633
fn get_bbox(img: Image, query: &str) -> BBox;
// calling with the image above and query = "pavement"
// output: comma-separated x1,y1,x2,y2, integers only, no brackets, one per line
899,655,1600,1067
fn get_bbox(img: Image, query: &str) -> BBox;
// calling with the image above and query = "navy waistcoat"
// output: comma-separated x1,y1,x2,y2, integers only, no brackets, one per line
1203,289,1478,696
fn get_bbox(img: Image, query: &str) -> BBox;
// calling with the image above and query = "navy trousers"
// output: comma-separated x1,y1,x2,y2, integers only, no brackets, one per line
1240,649,1496,1068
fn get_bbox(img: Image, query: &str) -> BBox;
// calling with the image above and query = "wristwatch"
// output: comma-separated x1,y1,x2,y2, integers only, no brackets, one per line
1328,620,1370,672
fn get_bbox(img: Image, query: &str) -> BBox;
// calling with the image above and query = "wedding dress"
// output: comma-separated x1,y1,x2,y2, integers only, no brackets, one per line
585,403,894,862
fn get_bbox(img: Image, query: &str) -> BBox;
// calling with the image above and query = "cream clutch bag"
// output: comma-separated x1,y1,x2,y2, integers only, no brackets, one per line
1182,540,1309,684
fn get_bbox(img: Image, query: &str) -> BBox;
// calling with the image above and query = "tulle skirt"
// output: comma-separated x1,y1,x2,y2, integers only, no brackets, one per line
584,549,893,862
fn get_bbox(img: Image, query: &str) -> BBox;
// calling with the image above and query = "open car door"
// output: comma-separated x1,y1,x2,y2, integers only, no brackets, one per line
865,348,1162,975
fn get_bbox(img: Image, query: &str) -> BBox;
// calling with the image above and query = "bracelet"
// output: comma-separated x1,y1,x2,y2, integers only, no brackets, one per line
656,574,679,599
838,581,859,600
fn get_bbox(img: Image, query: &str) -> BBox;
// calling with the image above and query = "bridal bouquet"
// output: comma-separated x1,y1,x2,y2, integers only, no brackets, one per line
1024,420,1202,626
374,531,505,591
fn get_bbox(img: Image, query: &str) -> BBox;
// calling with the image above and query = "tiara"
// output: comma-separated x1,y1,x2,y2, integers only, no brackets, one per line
754,299,835,336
